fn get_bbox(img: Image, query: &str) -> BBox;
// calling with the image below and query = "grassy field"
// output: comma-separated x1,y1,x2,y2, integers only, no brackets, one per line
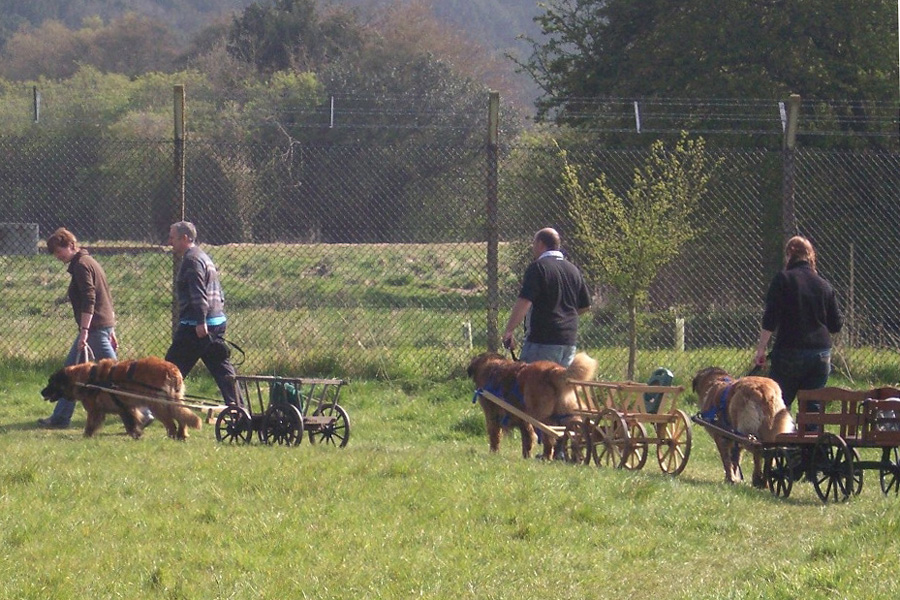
3,241,900,385
3,362,900,599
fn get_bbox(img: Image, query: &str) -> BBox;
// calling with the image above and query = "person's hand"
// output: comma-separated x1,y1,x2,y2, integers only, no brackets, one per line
110,330,118,351
77,327,89,350
502,332,516,351
195,322,209,338
754,349,767,367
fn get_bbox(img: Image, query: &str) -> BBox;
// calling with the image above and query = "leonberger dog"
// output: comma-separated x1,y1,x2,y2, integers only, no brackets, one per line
41,357,202,440
692,366,795,487
467,352,598,460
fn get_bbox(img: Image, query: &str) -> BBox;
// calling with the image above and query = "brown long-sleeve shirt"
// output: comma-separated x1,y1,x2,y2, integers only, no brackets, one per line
67,249,116,329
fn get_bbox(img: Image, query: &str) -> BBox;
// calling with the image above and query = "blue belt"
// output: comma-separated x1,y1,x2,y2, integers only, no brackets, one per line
180,315,226,326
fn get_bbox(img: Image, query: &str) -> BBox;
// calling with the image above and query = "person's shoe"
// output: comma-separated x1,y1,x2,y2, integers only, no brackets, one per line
141,412,155,428
37,418,68,429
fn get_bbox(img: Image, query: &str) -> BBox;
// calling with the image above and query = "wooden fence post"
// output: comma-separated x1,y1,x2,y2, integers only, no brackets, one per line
486,91,500,352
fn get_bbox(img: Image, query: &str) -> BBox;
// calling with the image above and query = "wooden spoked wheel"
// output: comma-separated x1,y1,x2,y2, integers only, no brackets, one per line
622,420,649,471
879,446,900,495
764,448,795,498
590,409,628,469
308,403,351,447
811,432,855,503
215,405,253,444
261,403,304,446
655,409,692,475
561,420,590,464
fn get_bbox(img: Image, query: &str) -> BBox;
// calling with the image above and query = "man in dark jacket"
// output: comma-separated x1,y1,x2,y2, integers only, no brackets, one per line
165,221,239,406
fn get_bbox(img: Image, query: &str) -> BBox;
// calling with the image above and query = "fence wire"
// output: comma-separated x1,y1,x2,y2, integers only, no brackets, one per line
1,135,898,386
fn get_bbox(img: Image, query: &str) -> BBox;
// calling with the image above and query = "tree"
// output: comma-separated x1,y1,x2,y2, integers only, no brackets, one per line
226,0,365,73
518,0,898,145
563,132,717,379
0,14,179,80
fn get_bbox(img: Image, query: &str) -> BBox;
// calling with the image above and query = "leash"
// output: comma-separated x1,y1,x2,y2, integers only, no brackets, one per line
223,338,246,366
503,339,518,362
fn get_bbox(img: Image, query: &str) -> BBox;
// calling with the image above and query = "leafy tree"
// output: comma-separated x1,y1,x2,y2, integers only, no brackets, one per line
563,132,717,379
226,0,364,73
0,13,179,80
518,0,898,144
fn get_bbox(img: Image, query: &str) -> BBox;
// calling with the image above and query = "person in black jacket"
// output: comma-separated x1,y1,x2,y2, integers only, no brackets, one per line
165,221,239,406
754,236,843,410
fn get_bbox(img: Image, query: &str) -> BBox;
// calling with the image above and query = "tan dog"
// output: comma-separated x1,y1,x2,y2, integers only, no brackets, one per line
41,357,202,440
467,352,598,459
692,367,795,487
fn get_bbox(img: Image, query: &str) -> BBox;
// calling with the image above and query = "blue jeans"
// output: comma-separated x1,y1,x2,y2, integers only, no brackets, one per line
519,341,576,367
769,348,832,412
48,327,117,425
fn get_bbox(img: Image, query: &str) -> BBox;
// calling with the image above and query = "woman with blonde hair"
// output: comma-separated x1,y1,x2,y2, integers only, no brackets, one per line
754,235,843,411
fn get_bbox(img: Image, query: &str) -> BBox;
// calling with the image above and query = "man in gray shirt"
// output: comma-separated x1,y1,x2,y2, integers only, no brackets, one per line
165,221,239,406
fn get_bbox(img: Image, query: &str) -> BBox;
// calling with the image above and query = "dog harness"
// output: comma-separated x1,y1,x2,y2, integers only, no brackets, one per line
700,378,733,429
473,377,575,436
87,361,129,411
474,377,526,429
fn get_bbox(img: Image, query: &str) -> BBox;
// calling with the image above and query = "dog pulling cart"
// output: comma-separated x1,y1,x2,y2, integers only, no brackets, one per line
692,385,900,503
475,375,692,475
214,375,350,447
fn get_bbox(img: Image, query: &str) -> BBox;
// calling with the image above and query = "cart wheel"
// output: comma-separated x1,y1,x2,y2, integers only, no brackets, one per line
764,448,794,498
261,403,304,446
655,409,692,476
850,448,863,496
622,421,649,471
308,403,350,447
811,432,854,503
215,405,253,444
590,409,628,469
561,420,589,464
879,447,900,495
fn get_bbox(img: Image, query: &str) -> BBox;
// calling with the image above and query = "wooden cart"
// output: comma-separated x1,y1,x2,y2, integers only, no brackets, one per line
693,385,900,503
214,375,350,447
563,380,692,475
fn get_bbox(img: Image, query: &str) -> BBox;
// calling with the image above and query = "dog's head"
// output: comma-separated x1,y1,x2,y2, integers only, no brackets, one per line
41,362,100,403
41,368,71,402
692,367,731,404
466,352,505,383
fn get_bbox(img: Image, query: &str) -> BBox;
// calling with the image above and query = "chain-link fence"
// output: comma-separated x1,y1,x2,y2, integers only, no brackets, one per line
1,133,898,385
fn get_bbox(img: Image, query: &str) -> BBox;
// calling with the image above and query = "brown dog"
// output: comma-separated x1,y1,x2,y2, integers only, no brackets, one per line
41,357,202,440
692,367,795,487
467,352,598,459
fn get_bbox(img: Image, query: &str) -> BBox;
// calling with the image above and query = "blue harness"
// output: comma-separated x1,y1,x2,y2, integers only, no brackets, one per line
700,378,733,428
473,377,526,428
473,377,574,437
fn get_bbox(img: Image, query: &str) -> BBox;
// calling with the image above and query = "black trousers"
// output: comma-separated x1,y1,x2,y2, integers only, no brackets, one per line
165,323,239,405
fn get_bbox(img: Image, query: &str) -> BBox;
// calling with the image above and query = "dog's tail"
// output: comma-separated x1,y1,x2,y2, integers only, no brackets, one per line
567,352,598,382
180,409,203,430
562,353,599,412
772,407,795,435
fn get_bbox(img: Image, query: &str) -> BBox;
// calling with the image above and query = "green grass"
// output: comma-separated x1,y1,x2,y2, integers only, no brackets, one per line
3,365,900,599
